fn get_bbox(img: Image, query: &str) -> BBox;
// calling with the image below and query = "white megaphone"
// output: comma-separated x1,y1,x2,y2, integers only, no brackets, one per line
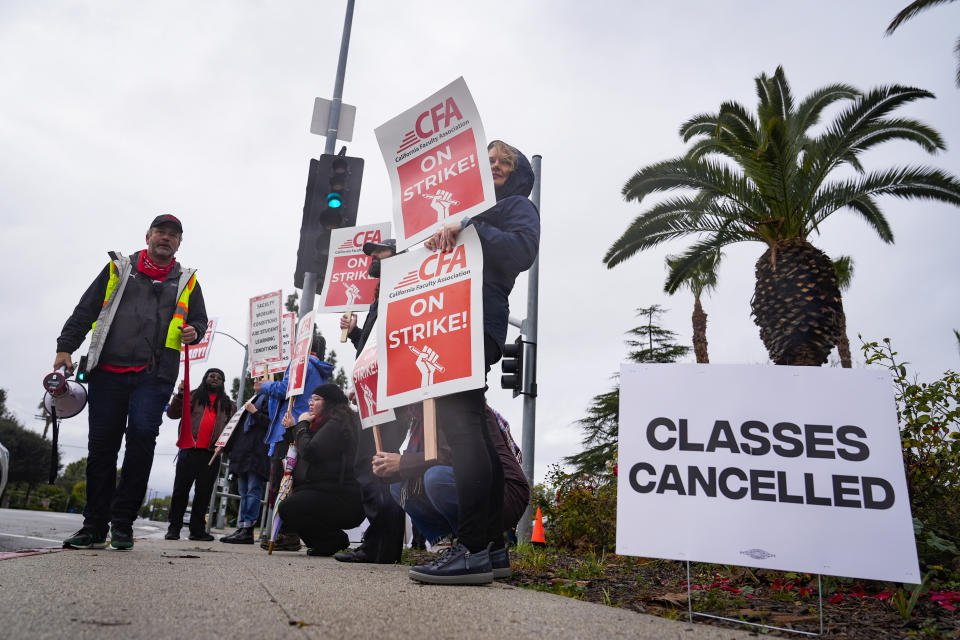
42,366,88,419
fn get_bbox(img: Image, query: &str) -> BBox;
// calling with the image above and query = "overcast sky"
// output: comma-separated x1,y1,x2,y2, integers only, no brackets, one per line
1,0,958,499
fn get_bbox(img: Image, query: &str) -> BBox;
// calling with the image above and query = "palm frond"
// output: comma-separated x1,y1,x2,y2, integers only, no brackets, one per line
831,255,855,291
665,248,722,296
886,0,957,33
792,84,860,134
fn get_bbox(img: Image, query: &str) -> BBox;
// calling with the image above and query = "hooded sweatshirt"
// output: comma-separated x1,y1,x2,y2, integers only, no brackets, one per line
462,144,540,350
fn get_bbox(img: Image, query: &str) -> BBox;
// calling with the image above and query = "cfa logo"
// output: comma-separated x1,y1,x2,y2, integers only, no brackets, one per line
397,98,463,153
395,244,467,289
353,229,381,247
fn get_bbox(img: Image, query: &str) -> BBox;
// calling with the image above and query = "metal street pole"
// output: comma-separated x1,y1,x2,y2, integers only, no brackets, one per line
516,154,542,543
301,0,355,319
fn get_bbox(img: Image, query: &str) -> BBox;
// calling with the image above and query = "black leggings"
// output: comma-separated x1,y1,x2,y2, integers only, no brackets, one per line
279,486,363,554
436,336,505,553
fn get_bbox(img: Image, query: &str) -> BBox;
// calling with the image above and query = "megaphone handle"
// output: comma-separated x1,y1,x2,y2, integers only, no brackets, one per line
48,406,59,485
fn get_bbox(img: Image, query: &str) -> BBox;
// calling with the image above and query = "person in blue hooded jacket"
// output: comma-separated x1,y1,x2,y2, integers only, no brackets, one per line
411,140,539,585
255,334,334,455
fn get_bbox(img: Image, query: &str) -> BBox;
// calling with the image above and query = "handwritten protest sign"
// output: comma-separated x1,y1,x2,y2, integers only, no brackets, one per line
248,291,283,365
352,336,396,429
180,318,217,363
268,312,296,376
375,77,495,250
617,363,920,583
209,401,252,463
286,310,315,400
376,225,484,409
319,222,392,313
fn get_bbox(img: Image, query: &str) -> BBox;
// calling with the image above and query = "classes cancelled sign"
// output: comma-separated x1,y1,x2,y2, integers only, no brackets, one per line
319,223,392,313
375,77,495,250
376,226,484,409
248,290,283,365
352,336,396,429
617,364,920,583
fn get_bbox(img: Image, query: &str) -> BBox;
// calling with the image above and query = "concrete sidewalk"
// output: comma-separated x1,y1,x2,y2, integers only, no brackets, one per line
0,538,755,640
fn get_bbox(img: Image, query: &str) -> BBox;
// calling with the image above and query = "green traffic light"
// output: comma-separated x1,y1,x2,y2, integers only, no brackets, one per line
327,192,343,208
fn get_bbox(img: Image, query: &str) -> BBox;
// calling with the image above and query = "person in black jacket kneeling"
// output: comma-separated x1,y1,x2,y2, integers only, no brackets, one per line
278,384,364,556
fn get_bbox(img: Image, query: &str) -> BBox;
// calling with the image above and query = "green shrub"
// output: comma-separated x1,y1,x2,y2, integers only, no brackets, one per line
532,464,617,554
861,338,960,575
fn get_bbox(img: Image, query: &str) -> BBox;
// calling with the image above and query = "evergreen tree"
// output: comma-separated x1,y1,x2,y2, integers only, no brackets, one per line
564,306,690,476
0,388,61,501
285,291,299,314
327,349,350,389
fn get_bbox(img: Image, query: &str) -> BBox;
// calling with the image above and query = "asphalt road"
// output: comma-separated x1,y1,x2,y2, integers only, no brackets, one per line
0,508,166,552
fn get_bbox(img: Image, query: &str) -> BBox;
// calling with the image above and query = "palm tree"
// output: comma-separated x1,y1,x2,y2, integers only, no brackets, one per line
605,67,960,366
831,255,855,368
665,250,721,363
886,0,960,87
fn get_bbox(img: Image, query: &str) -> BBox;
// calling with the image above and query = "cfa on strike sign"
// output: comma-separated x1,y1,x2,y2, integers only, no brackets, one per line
616,364,920,583
319,222,392,313
375,76,496,250
352,335,396,429
376,226,484,409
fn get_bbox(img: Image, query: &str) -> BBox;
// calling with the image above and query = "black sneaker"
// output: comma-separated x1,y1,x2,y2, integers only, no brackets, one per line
63,528,106,549
188,531,215,542
109,526,134,550
164,526,180,541
408,542,493,585
491,546,512,579
263,533,302,552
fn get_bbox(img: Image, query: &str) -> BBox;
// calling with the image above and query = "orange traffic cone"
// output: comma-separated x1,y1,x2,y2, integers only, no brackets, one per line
531,507,545,547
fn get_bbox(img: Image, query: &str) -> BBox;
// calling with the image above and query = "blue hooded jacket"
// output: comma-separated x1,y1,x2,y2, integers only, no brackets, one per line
259,355,334,453
463,142,540,349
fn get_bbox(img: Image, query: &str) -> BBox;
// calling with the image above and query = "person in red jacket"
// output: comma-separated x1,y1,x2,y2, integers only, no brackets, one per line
165,368,236,541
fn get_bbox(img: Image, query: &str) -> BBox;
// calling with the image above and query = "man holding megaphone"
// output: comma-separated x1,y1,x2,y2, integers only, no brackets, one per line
54,214,208,550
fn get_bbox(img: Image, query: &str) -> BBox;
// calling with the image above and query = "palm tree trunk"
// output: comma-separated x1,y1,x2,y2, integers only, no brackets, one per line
692,297,709,363
837,310,852,368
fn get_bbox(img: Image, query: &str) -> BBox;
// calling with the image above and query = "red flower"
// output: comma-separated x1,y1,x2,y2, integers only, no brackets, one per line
877,591,893,601
612,463,618,477
799,586,812,598
829,593,844,604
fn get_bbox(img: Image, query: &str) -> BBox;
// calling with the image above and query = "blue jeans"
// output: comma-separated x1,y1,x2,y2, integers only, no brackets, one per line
236,471,265,528
390,465,458,544
84,369,174,534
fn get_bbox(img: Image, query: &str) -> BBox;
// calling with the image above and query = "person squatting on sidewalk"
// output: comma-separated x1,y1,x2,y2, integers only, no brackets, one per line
335,237,408,565
412,140,540,584
278,384,365,556
165,367,236,541
220,393,271,544
373,405,530,578
255,334,334,551
55,214,207,550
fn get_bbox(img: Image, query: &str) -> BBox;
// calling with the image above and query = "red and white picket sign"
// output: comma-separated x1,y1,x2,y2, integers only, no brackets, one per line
352,335,396,429
375,77,495,250
286,310,315,400
376,225,484,409
180,318,217,363
319,222,392,313
268,312,296,376
248,290,283,366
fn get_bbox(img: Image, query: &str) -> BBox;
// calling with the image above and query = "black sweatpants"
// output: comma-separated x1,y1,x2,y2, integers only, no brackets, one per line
169,448,219,533
279,486,364,555
435,336,505,553
354,418,408,562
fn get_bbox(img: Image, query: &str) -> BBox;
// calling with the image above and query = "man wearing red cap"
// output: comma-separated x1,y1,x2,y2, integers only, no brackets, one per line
54,214,208,550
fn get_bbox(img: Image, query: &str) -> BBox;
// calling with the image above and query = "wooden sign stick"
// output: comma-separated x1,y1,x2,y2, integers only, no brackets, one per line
340,311,352,343
373,425,383,454
423,398,437,461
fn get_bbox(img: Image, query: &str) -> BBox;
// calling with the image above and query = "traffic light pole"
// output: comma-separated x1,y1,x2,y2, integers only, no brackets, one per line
301,0,355,319
516,154,542,543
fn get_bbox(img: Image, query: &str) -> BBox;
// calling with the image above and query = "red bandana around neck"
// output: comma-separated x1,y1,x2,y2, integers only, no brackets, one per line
139,251,175,282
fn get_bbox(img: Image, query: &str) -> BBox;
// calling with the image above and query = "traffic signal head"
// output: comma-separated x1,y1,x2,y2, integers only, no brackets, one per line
500,336,524,397
294,152,364,293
